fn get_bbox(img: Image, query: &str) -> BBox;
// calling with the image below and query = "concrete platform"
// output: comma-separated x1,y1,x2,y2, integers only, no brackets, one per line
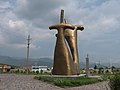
38,74,86,78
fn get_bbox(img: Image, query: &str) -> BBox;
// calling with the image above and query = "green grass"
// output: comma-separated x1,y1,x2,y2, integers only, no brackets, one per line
101,74,115,81
35,76,102,87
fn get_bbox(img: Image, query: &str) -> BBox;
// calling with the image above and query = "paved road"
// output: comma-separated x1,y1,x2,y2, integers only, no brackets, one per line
0,74,110,90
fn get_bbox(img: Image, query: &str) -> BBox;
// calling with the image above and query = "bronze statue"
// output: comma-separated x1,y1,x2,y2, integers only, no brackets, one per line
49,10,84,75
64,20,84,75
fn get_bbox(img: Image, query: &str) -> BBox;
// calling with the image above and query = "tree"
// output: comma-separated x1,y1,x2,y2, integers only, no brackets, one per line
94,65,97,69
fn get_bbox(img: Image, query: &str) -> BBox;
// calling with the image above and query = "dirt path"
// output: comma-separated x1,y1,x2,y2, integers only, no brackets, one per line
0,74,110,90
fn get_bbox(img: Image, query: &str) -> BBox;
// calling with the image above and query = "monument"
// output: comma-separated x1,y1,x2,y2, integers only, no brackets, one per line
49,10,84,75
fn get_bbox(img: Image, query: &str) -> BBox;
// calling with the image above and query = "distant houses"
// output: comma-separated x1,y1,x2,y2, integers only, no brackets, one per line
0,63,11,73
0,61,119,75
32,66,49,73
10,65,51,74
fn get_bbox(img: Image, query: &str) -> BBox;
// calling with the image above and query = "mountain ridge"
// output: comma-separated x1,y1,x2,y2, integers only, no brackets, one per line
0,55,119,68
0,55,53,67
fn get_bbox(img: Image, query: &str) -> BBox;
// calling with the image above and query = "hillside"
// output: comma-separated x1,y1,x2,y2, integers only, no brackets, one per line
0,55,119,68
0,55,53,67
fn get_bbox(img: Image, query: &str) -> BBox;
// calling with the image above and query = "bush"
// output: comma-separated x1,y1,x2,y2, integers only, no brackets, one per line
36,71,39,74
35,76,101,87
109,74,120,90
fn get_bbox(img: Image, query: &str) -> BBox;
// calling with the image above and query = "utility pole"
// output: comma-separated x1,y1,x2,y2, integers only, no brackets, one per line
26,34,31,73
86,54,90,76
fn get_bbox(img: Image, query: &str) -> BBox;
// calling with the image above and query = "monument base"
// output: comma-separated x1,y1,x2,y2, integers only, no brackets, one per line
37,74,86,78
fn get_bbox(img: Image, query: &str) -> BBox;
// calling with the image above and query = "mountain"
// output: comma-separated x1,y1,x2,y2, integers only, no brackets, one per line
0,55,119,68
0,55,53,67
0,55,86,68
29,58,53,67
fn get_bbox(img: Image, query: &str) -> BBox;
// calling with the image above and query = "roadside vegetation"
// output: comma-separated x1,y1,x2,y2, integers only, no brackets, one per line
2,69,51,75
109,74,120,90
35,76,103,87
2,69,120,89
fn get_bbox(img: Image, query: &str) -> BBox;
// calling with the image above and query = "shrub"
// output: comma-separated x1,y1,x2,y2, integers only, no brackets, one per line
35,76,100,87
109,74,120,90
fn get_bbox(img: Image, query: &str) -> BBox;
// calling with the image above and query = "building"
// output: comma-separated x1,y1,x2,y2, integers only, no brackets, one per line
86,54,90,76
15,65,32,72
32,66,48,73
0,63,11,73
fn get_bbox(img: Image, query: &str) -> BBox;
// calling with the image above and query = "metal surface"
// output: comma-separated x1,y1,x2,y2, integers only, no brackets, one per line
64,19,84,75
49,10,84,75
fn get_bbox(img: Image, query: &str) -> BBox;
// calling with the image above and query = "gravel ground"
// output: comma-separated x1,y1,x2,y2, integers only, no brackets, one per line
0,74,110,90
67,81,110,90
0,74,64,90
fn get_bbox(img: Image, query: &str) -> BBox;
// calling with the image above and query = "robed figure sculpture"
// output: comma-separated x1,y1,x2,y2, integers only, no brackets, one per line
49,10,84,75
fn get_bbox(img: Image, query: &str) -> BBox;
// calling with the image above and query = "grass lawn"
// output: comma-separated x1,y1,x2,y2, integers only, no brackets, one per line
35,76,103,87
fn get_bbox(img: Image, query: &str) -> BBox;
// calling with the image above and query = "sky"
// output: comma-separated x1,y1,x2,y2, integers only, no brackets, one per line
0,0,120,64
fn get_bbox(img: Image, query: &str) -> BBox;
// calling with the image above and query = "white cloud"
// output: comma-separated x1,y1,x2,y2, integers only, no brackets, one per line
0,1,11,9
15,0,72,19
74,0,120,42
0,0,120,61
8,20,26,29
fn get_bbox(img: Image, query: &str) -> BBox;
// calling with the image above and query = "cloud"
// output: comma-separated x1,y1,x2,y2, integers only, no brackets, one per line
75,0,120,41
0,0,120,62
8,20,26,29
15,0,71,19
0,1,11,9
